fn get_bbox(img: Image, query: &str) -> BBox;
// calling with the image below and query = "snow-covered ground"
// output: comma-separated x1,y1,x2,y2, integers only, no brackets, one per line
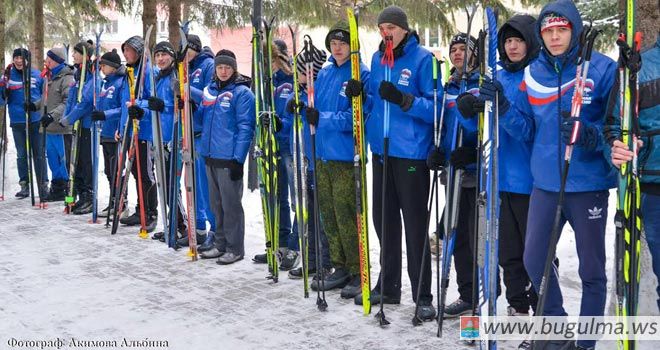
0,128,657,350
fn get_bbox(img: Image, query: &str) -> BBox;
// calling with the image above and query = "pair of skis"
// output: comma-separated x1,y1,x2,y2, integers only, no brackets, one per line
21,51,37,207
614,0,643,349
252,0,280,281
91,29,104,223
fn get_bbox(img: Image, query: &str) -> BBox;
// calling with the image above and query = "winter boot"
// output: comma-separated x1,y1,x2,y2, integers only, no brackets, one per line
120,210,142,226
340,274,362,299
198,231,216,252
443,299,472,319
279,248,300,271
311,267,350,291
353,288,401,306
252,253,267,264
45,180,67,202
72,193,93,215
15,181,29,199
145,213,157,233
415,301,437,322
176,229,207,247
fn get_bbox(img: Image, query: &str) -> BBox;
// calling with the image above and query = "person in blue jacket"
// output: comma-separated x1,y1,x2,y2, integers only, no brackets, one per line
252,40,301,271
179,34,215,245
360,5,436,321
1,48,46,199
481,1,616,348
283,47,333,280
56,40,96,214
607,33,660,312
197,49,255,265
304,20,370,298
89,49,128,219
429,32,482,320
143,41,189,242
116,35,158,232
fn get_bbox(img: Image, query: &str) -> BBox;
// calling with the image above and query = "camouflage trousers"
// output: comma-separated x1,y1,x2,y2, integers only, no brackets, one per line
316,160,360,275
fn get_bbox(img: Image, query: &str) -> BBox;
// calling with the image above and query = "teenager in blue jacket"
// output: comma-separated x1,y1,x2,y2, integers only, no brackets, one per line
304,20,371,299
197,50,255,265
181,34,215,243
116,36,158,232
144,41,189,242
1,48,46,199
607,33,660,312
282,48,333,279
361,6,436,321
481,1,616,348
89,49,128,218
56,41,96,214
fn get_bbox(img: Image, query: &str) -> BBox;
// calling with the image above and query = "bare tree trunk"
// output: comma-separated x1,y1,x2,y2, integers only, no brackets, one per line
142,0,158,46
182,0,190,22
636,0,659,49
33,0,44,69
168,0,182,51
0,0,6,70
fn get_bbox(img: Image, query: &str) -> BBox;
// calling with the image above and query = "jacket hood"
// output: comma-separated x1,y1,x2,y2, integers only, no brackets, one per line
537,0,583,63
191,50,214,67
498,14,540,72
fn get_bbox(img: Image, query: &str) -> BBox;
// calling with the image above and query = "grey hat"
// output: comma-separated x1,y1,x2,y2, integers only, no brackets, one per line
47,46,67,64
214,49,237,71
187,34,202,53
121,36,144,56
377,5,410,31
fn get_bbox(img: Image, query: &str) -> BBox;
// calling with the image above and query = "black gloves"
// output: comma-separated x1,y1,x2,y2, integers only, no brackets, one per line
345,79,363,98
286,99,304,114
229,160,244,181
24,102,38,112
426,148,446,170
456,92,484,119
259,115,282,132
41,114,54,128
478,79,510,115
379,81,414,111
91,110,106,121
175,96,185,111
560,112,599,150
306,107,319,127
450,146,478,170
128,105,144,120
147,96,165,113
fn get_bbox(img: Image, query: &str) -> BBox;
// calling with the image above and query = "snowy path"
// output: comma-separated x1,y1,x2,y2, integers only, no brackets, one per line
0,132,657,350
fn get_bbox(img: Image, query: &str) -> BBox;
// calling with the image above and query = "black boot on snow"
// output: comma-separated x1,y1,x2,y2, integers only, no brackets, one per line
72,194,93,215
15,181,29,199
120,210,142,226
145,214,157,233
45,180,67,202
176,229,206,247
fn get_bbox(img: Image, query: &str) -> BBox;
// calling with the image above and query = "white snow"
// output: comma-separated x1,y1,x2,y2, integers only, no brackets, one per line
0,127,657,350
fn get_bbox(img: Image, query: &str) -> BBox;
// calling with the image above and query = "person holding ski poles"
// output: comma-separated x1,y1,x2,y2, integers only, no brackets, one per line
1,48,46,200
57,40,96,215
41,46,74,202
606,32,660,312
434,32,482,319
306,20,370,298
480,0,616,348
179,34,215,247
91,49,128,219
360,5,436,322
283,47,333,280
197,49,255,265
117,35,158,232
146,41,189,242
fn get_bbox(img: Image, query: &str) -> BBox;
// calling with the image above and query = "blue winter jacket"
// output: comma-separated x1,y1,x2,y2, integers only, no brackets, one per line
605,34,660,194
153,66,177,144
273,70,295,156
495,14,540,195
441,71,480,160
501,0,617,192
282,88,315,171
365,32,435,160
118,60,153,142
61,70,95,129
2,66,43,125
198,75,255,163
98,66,128,139
189,51,215,133
314,56,370,162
